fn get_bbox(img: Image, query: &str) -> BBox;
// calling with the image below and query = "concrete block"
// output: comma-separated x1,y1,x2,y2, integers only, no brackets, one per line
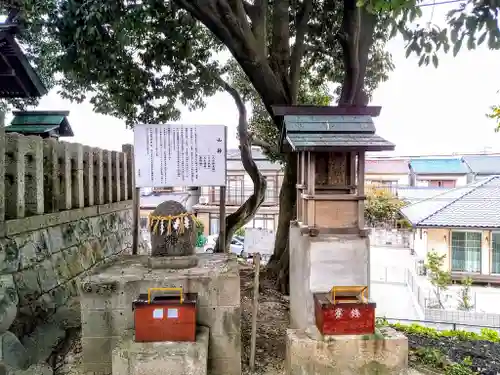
80,255,241,375
112,327,209,375
286,327,408,375
309,235,369,292
82,309,128,338
208,356,242,375
82,336,121,371
197,306,240,336
217,276,240,306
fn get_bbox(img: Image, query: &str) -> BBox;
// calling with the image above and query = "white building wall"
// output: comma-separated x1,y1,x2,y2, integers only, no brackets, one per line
366,174,410,185
413,229,428,259
415,174,468,186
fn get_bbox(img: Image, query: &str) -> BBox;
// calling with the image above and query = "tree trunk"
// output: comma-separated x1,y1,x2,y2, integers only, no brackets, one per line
268,153,296,293
213,79,267,253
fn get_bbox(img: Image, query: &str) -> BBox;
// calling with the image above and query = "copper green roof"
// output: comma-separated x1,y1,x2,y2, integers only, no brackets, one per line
6,110,74,137
281,114,395,152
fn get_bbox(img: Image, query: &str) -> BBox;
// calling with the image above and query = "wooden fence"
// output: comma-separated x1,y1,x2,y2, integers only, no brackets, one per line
0,130,134,221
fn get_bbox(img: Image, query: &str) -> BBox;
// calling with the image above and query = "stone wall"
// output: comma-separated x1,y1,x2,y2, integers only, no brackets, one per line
0,202,137,372
0,134,139,373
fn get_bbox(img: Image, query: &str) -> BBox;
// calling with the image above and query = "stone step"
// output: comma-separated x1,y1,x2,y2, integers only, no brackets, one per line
112,326,209,375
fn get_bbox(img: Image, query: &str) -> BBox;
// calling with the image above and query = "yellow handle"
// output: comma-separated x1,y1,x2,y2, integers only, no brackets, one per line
147,287,184,304
330,285,368,304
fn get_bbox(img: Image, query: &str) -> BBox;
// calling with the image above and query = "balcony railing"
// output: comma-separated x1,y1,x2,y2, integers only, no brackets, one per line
201,187,279,206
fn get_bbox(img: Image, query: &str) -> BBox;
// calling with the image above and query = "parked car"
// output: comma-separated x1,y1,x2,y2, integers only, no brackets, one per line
204,234,247,258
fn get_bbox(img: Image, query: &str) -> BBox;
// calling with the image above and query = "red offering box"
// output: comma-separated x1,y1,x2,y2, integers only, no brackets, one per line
132,292,197,342
314,292,376,335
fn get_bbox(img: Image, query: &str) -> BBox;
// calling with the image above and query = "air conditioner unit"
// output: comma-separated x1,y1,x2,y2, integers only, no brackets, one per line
199,196,209,204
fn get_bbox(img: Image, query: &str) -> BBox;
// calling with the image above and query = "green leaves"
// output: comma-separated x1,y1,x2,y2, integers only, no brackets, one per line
383,0,500,68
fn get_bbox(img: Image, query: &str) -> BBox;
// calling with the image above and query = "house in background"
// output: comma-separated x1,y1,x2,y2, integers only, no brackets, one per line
462,155,500,183
194,147,282,235
401,176,500,284
365,158,410,193
408,158,468,188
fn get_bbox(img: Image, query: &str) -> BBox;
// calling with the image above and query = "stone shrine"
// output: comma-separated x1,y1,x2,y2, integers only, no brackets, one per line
79,201,241,375
273,105,409,375
149,200,197,257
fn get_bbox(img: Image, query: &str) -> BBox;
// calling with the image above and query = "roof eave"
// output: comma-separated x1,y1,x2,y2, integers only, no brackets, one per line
289,144,395,152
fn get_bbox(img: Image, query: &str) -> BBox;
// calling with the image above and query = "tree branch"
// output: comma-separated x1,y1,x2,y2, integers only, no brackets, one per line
209,76,267,253
173,0,290,123
269,0,291,99
289,0,313,103
338,1,377,105
249,133,279,154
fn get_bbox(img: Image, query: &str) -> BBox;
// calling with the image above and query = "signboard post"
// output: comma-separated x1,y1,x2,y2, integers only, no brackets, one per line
133,124,228,254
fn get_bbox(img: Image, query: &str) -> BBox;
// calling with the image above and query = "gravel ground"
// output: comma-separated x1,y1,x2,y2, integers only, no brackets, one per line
406,333,500,375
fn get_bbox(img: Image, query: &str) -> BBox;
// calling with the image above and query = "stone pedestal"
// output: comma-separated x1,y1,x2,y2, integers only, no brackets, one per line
286,327,408,375
112,327,209,375
289,224,369,330
80,254,241,375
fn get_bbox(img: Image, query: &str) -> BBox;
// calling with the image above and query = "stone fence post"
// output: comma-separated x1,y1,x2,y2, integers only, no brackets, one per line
0,113,5,233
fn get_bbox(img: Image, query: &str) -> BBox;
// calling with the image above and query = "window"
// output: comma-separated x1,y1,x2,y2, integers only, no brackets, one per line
492,233,500,274
209,213,220,235
245,214,275,231
227,176,244,205
264,175,278,205
451,231,481,273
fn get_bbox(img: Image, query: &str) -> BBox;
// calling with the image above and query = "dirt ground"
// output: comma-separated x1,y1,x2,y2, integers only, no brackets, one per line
240,264,289,375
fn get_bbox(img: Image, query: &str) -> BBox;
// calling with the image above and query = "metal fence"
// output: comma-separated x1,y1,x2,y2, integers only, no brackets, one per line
382,317,500,334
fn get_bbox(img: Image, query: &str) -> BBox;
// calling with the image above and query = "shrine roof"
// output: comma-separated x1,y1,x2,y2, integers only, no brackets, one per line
285,132,395,152
6,110,73,137
281,114,394,152
0,24,47,98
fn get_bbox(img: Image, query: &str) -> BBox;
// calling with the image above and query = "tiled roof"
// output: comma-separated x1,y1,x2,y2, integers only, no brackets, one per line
286,133,395,151
397,186,451,204
462,155,500,175
401,176,500,228
281,114,394,152
226,148,281,171
409,158,468,174
366,159,409,174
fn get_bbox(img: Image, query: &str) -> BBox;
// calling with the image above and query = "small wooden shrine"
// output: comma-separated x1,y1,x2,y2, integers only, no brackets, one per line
0,24,47,98
6,111,74,139
274,105,394,236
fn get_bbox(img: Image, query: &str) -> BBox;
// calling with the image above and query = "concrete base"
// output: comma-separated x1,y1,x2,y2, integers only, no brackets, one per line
145,255,199,269
286,326,408,375
112,327,209,375
80,254,241,375
289,224,370,330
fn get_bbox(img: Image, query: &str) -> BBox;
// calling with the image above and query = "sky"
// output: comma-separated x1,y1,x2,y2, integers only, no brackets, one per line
10,3,500,157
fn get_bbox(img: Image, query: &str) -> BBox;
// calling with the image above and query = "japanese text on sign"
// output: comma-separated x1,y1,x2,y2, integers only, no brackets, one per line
134,124,226,187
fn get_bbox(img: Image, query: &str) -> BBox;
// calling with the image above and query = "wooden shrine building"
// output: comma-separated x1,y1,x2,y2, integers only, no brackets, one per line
6,110,74,139
0,24,47,98
274,105,395,236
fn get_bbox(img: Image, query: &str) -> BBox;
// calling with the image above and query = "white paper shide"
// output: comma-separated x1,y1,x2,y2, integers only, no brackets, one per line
134,124,227,187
